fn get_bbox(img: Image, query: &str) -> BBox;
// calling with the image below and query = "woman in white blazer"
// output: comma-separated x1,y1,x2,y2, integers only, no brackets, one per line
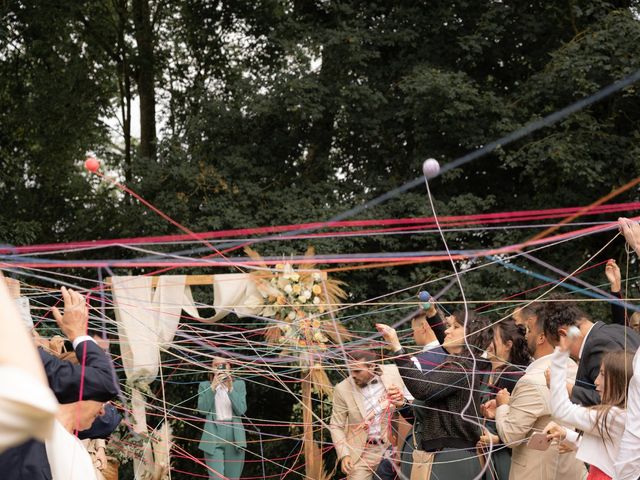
544,334,633,480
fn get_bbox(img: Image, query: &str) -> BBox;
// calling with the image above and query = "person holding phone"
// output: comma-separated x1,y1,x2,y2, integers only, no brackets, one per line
544,323,634,479
197,356,247,480
489,304,585,480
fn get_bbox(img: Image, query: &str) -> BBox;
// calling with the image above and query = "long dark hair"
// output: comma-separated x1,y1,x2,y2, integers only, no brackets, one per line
593,350,634,442
492,319,531,368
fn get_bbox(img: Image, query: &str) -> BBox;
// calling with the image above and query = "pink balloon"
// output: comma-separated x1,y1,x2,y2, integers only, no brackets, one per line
84,157,100,173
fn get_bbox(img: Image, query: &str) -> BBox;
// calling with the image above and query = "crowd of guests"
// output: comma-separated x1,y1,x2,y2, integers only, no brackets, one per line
0,273,247,480
329,217,640,480
4,219,640,480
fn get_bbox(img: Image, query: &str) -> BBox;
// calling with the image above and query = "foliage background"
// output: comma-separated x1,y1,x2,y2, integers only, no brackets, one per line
2,1,640,478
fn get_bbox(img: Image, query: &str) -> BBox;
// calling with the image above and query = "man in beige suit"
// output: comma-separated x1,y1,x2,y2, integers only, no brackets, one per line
329,350,409,480
488,307,586,480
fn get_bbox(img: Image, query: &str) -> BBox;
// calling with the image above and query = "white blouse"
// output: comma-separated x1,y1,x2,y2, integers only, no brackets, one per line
45,420,97,480
215,384,233,421
550,348,626,478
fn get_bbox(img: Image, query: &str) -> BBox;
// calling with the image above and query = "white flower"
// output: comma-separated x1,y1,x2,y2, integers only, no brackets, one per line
303,289,312,298
284,284,293,294
312,272,322,282
298,295,308,303
313,331,329,343
313,296,321,305
287,311,297,321
281,324,292,334
290,273,300,282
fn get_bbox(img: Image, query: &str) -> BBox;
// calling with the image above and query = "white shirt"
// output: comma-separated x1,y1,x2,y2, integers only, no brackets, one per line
45,420,97,480
411,340,440,371
358,377,387,439
356,375,414,440
72,336,97,350
614,349,640,480
578,323,595,360
550,348,625,478
215,384,233,422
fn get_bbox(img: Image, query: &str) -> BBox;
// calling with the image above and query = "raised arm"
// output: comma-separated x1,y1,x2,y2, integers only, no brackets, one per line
549,348,600,432
606,260,626,326
229,380,247,416
425,304,447,347
197,381,215,413
394,353,470,402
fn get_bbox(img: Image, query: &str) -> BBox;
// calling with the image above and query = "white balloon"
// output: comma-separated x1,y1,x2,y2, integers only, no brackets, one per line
422,158,440,179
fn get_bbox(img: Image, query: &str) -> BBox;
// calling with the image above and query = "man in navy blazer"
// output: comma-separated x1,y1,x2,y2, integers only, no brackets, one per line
539,299,640,407
0,287,120,480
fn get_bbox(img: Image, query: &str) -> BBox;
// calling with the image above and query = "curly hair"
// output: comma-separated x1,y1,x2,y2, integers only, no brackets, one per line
450,310,492,354
493,319,531,368
533,300,589,344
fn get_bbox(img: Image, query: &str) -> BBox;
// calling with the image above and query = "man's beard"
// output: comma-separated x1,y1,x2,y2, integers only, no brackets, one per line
526,340,536,357
353,378,367,388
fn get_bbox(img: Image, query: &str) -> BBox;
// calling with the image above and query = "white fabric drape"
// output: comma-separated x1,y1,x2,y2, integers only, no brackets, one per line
112,273,262,479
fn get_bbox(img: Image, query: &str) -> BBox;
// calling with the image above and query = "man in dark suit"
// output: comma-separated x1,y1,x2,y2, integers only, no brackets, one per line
537,299,640,406
0,286,120,480
375,309,447,480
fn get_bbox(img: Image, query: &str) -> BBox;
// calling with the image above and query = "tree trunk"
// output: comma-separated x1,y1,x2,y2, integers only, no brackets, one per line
115,0,133,181
132,0,156,161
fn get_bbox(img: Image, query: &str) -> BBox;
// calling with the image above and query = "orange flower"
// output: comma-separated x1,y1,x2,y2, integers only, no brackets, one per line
312,285,322,295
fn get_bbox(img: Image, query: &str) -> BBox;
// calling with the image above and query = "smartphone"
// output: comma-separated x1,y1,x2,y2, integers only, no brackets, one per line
527,432,551,451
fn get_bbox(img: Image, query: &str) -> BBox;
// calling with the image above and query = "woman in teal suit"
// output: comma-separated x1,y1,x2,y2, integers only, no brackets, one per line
198,357,247,480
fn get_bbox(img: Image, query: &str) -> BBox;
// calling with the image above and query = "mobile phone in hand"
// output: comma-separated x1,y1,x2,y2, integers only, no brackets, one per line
527,432,551,451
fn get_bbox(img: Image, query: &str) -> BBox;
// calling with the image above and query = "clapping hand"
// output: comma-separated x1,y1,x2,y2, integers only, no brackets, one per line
481,399,497,419
495,388,510,407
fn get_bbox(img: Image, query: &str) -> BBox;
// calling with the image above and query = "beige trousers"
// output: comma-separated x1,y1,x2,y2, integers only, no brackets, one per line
349,443,387,480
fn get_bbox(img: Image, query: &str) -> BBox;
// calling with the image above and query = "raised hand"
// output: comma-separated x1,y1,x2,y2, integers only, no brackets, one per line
605,259,622,293
375,323,401,351
51,287,88,342
619,218,640,256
